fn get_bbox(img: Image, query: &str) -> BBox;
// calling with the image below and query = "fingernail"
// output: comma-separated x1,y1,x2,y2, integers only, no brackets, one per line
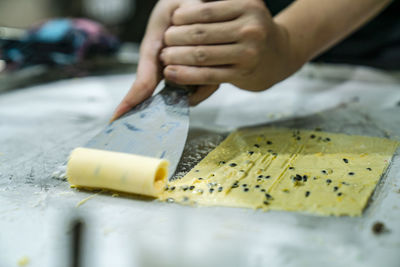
166,68,177,81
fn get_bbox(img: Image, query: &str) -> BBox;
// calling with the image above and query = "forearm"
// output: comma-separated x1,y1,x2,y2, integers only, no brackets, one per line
274,0,393,67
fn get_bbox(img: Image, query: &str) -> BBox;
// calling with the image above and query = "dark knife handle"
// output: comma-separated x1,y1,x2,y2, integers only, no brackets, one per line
165,81,198,96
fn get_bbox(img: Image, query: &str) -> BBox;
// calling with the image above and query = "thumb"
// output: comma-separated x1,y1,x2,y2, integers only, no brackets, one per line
111,0,184,122
110,40,162,122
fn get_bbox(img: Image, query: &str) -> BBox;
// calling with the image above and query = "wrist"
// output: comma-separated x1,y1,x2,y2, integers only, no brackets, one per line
271,20,306,80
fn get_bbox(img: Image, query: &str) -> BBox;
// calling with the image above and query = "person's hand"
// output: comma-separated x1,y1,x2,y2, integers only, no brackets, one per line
160,0,301,103
111,0,219,121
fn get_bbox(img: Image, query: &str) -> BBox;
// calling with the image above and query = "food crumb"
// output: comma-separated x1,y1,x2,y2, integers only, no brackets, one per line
18,256,30,266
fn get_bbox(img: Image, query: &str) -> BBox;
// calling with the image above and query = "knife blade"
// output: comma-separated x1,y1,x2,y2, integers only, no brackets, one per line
85,83,191,179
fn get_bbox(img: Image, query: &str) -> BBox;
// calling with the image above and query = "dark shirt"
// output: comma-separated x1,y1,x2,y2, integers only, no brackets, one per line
264,0,400,70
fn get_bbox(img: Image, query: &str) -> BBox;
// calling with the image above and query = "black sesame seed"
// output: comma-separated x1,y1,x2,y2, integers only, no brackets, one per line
265,193,272,199
341,182,349,185
337,192,343,196
326,179,332,185
261,189,266,192
310,134,316,139
267,141,272,145
194,170,200,172
333,186,339,192
164,185,169,191
289,167,295,170
366,168,372,171
242,184,248,187
189,186,195,190
348,172,355,176
209,188,214,193
258,175,264,178
231,184,239,189
324,137,331,142
183,186,189,191
219,161,226,165
229,163,237,167
197,177,203,180
244,188,249,192
218,187,223,192
265,175,271,179
272,153,278,156
372,222,385,234
254,144,260,148
305,191,310,197
255,185,260,188
303,175,308,182
248,151,254,155
263,201,270,205
313,177,317,180
322,170,327,174
296,136,301,141
170,186,176,191
295,174,302,181
343,158,349,163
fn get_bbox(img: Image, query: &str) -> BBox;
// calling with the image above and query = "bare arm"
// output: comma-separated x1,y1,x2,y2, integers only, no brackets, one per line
275,0,393,67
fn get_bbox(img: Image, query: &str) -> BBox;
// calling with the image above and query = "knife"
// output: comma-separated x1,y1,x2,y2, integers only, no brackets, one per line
85,83,192,180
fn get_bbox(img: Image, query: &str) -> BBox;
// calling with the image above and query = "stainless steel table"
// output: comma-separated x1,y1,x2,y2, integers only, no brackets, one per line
1,64,399,267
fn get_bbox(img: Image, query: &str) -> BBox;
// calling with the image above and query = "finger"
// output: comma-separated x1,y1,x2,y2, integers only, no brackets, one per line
189,84,219,106
173,1,243,25
164,65,235,85
110,39,162,122
111,0,180,122
161,44,242,66
164,21,240,46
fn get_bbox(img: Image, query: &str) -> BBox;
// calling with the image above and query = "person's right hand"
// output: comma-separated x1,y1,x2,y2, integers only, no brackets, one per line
111,0,218,122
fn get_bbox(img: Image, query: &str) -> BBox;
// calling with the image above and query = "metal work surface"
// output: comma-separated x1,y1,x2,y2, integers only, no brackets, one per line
1,64,400,267
86,84,189,177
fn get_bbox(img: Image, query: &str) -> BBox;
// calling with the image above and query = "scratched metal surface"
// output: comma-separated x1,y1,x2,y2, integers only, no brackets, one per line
85,85,189,177
0,65,400,267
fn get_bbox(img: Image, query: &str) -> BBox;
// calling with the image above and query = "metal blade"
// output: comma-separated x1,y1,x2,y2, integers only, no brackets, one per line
85,84,190,179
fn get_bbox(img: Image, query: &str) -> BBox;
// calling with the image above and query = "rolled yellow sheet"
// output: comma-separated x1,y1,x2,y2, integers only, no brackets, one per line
67,147,169,197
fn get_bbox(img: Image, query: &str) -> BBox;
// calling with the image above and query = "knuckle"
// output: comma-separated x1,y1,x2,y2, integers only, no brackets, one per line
240,25,266,40
190,25,207,43
193,47,208,63
242,47,258,59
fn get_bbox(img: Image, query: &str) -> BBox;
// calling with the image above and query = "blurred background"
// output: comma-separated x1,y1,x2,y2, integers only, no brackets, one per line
0,0,156,43
0,0,160,91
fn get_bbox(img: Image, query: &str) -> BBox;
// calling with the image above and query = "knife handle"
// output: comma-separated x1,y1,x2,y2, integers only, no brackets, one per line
165,81,198,95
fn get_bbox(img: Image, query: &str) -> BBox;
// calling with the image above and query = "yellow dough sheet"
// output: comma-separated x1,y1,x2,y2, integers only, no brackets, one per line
67,148,169,197
160,127,399,216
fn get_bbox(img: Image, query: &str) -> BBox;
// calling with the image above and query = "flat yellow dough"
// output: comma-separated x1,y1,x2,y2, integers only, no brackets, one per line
67,148,169,197
160,127,399,216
